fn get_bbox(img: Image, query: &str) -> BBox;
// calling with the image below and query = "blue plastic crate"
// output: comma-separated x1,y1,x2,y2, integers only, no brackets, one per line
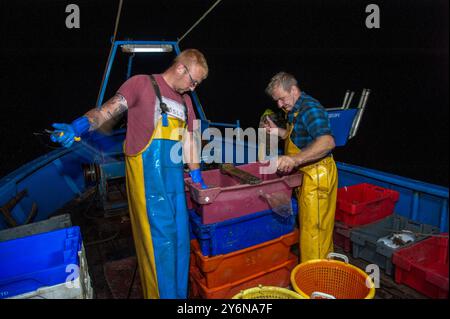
0,226,82,299
190,199,298,256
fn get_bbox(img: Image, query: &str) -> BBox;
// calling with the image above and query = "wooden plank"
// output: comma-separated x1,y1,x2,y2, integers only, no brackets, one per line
220,163,262,185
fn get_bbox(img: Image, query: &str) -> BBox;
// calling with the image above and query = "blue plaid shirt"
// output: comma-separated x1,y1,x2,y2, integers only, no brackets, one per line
287,92,333,150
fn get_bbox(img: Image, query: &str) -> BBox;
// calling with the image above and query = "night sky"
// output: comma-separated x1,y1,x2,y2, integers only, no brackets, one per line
0,0,448,186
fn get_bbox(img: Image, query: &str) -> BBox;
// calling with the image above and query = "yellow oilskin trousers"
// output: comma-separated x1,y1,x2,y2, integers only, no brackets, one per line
284,123,338,262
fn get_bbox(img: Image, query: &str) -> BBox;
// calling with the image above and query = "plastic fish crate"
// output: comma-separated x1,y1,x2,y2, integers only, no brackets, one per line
0,214,72,242
185,162,302,224
350,214,440,276
392,235,448,299
189,199,298,257
189,255,297,299
186,190,195,210
0,226,82,299
190,229,298,288
336,183,399,226
7,244,93,299
333,221,352,253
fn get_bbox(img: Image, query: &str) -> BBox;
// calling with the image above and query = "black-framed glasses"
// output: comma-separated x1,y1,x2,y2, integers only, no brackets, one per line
182,64,199,88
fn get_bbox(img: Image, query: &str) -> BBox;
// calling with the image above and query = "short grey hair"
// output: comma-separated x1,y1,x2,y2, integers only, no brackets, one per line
265,72,298,96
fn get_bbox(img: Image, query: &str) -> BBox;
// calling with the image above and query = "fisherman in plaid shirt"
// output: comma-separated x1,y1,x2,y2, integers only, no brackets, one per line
263,72,338,262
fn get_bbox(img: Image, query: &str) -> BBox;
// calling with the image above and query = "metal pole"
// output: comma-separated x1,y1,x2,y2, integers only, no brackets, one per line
356,88,366,109
126,53,135,80
97,43,118,107
346,91,355,109
349,89,370,139
341,90,350,109
360,89,371,109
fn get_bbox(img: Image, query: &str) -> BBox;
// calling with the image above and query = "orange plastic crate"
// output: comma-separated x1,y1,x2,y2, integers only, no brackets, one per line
189,255,297,299
190,229,298,288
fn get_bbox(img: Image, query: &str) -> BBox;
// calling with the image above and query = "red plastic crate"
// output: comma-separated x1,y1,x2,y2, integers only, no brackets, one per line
189,255,297,299
184,172,195,210
185,190,195,210
185,162,302,224
190,229,298,288
333,221,352,253
392,235,448,299
336,183,399,226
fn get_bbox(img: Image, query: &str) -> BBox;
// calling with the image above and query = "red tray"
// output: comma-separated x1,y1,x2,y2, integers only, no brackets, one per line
333,221,352,253
393,235,448,299
336,183,399,226
185,162,302,224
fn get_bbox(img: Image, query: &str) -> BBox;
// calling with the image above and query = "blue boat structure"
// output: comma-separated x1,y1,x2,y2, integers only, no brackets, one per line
0,40,447,299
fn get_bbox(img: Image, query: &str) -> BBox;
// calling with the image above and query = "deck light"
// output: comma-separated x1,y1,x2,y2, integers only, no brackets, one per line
120,44,173,53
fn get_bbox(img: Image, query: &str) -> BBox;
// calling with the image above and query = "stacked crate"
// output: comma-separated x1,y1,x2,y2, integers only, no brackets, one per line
0,215,93,299
185,163,301,299
333,183,446,298
333,183,400,253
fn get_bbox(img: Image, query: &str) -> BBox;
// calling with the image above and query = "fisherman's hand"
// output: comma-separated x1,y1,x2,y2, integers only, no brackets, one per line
263,116,277,131
277,155,297,174
51,123,77,148
264,116,285,137
190,168,208,189
50,116,90,148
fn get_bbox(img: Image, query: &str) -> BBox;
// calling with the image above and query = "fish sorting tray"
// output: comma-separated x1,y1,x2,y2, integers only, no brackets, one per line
336,183,399,226
333,221,353,253
190,229,298,288
8,244,93,299
185,162,302,224
350,214,440,276
0,226,82,298
189,199,298,256
189,255,297,299
392,235,448,299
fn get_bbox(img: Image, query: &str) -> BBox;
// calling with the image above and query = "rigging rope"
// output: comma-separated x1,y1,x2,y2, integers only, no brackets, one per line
95,0,222,106
96,0,124,107
177,0,223,44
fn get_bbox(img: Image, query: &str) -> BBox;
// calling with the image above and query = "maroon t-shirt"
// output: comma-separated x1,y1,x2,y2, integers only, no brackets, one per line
117,74,196,155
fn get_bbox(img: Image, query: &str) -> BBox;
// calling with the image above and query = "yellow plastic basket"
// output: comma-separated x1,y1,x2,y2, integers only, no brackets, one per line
232,285,304,299
290,253,376,299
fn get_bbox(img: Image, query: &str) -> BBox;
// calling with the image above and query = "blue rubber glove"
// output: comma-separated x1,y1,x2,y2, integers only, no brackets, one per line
51,116,90,148
189,168,207,189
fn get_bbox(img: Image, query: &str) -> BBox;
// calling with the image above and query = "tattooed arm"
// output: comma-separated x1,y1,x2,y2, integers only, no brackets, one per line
84,93,128,131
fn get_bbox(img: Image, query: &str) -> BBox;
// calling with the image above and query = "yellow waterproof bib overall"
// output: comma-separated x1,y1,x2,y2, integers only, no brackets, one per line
284,120,338,262
125,115,189,298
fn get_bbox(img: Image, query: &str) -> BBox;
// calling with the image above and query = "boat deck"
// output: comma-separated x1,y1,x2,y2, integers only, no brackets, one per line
54,185,429,300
